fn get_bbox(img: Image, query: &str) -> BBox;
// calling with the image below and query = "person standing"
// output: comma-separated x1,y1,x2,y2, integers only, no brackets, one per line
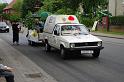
34,19,40,32
12,21,20,45
0,64,14,82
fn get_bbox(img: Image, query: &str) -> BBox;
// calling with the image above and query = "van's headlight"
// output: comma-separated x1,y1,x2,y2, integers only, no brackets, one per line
97,42,102,46
6,26,9,28
70,43,75,48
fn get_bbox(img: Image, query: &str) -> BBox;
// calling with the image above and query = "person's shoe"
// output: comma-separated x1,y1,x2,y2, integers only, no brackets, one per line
13,42,15,45
16,42,19,45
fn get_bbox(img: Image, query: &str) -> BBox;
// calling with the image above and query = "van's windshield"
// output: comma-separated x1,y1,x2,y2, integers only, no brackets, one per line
61,25,89,36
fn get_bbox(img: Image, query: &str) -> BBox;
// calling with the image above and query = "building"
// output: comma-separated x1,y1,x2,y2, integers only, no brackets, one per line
3,0,16,14
109,0,124,16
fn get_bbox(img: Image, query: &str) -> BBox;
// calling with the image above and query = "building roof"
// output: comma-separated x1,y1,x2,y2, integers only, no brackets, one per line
3,0,16,10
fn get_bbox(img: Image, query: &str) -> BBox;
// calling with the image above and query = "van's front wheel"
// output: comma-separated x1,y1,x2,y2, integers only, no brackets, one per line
60,46,68,59
92,50,100,58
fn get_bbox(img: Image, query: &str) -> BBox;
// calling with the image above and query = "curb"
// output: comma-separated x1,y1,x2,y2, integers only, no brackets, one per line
91,33,124,39
93,34,124,39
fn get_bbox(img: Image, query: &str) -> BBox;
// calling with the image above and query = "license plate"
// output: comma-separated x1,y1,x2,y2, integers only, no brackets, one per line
81,50,93,54
1,28,5,30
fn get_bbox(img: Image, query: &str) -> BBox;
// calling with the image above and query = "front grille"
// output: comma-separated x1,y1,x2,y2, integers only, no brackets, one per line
75,42,98,47
0,26,6,28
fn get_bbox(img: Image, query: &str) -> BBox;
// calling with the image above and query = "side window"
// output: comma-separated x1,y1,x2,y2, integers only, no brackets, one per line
53,25,60,36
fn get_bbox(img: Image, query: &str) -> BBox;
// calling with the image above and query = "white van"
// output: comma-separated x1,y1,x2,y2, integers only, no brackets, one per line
43,15,104,59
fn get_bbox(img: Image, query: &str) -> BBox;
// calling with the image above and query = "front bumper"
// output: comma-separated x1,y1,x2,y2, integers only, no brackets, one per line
0,28,9,32
65,46,104,51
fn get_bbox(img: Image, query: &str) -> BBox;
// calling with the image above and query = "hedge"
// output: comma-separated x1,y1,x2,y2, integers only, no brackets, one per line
110,16,124,25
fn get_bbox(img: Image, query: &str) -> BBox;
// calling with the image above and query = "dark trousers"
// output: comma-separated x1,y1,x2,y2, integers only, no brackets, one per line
0,71,14,82
13,32,19,43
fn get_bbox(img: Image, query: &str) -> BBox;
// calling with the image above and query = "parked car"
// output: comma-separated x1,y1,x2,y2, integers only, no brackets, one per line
0,22,9,32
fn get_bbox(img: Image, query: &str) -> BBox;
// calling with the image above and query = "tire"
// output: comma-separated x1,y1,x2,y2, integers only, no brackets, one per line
28,40,35,46
60,46,68,59
7,30,9,32
92,50,100,58
31,41,36,46
45,42,51,52
6,29,9,32
28,40,31,45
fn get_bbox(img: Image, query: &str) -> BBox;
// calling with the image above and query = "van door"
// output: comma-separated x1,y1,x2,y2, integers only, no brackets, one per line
50,25,60,48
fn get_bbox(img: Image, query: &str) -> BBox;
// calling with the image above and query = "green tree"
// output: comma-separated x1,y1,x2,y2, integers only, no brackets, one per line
21,0,43,18
10,0,23,21
23,11,34,29
2,13,10,20
41,0,108,16
0,3,7,14
13,0,23,15
9,13,20,22
82,0,108,17
64,0,82,14
41,0,63,13
41,0,81,14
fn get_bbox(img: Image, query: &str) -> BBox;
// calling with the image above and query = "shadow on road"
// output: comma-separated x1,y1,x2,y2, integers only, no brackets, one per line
44,48,99,61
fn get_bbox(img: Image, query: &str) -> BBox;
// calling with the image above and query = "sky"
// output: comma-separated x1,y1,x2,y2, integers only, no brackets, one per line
4,0,12,3
0,0,12,3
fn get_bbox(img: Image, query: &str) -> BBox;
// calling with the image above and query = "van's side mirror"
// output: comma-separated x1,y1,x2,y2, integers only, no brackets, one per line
54,30,58,35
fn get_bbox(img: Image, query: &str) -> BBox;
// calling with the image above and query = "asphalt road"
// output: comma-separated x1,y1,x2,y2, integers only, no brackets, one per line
0,29,124,82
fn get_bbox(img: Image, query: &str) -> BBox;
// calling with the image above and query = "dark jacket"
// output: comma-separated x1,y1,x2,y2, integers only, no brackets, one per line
12,24,20,33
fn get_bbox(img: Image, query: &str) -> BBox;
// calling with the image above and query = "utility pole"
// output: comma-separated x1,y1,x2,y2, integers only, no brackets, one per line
115,0,117,16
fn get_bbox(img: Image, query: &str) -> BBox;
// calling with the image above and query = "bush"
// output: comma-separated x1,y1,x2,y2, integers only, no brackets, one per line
110,16,124,26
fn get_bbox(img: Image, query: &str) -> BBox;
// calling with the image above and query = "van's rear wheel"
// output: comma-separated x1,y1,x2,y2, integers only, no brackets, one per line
45,43,51,52
28,40,31,45
92,50,100,58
